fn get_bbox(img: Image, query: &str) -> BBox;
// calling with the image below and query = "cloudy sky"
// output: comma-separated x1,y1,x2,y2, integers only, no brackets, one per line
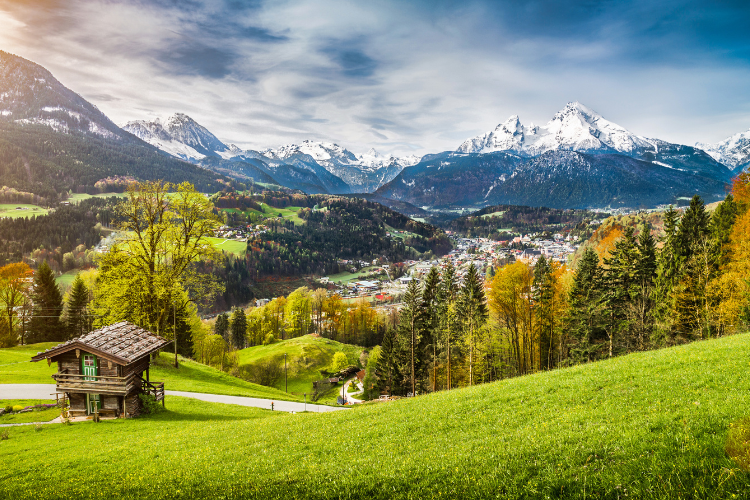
1,0,749,156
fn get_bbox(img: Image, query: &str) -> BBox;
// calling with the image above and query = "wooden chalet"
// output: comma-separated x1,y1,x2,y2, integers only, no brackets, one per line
31,321,170,418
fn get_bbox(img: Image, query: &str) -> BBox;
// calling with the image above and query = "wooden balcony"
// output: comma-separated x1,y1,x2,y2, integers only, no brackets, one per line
52,372,140,396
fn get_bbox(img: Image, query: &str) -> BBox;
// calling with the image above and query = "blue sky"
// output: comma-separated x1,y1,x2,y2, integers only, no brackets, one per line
1,0,749,156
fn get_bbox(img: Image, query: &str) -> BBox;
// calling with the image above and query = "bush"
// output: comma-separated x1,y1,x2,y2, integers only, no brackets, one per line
0,430,8,440
138,393,164,415
4,405,12,414
12,405,23,412
241,354,284,387
330,352,348,372
262,333,275,346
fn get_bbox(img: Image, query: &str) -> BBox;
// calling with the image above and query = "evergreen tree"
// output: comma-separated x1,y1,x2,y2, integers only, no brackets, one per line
677,195,710,262
632,222,657,350
397,278,425,396
458,263,488,385
439,262,459,389
567,248,604,362
215,312,229,341
66,275,90,339
375,327,397,396
230,308,247,349
653,206,682,344
710,194,739,268
421,266,442,392
602,227,638,356
28,260,64,343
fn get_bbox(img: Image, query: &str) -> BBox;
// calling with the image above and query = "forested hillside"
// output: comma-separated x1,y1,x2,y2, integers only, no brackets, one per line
448,204,608,239
0,122,228,201
244,196,451,278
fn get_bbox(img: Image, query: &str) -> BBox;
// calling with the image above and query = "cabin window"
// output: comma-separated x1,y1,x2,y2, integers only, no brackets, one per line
84,355,95,367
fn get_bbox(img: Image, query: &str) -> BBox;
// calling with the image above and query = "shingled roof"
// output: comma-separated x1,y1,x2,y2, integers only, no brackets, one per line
31,321,170,365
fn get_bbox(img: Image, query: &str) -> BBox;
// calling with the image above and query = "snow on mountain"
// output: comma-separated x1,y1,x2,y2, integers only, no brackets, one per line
457,102,656,156
0,50,122,139
123,113,233,162
696,128,750,172
261,140,420,191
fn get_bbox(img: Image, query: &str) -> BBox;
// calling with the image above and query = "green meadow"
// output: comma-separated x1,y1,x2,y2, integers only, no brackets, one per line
0,203,49,219
2,334,750,498
206,237,247,255
237,335,364,396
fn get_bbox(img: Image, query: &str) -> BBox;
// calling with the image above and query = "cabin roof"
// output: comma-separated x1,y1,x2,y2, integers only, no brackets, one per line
30,321,170,365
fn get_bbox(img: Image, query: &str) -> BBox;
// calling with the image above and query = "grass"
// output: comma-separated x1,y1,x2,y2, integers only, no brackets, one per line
4,335,750,498
205,237,247,255
0,343,300,402
0,342,58,384
145,353,302,402
66,193,128,203
237,335,364,396
481,210,506,218
0,399,56,424
0,203,49,219
327,266,380,284
56,270,79,287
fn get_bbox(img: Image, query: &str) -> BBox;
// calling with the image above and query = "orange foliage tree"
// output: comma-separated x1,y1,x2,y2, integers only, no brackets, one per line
0,262,33,346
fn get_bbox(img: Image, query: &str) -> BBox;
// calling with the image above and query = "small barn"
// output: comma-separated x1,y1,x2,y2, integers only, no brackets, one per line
31,321,170,418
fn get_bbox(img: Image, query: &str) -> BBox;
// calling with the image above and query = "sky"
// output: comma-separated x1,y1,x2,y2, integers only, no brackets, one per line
1,0,750,157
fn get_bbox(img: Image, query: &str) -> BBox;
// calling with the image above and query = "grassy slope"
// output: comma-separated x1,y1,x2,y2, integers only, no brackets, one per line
0,399,56,424
0,344,299,402
0,203,49,219
205,236,247,255
149,353,299,402
238,335,363,396
0,343,58,383
3,335,750,498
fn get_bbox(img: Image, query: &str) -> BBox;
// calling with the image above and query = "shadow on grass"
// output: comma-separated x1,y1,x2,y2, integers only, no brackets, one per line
139,408,273,423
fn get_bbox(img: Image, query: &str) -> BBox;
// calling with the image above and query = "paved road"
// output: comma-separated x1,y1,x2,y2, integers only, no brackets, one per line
0,385,345,414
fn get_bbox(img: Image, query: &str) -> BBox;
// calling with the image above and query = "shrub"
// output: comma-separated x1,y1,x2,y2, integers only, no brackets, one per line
34,423,43,432
138,393,164,415
262,333,275,346
330,352,348,372
0,430,8,440
12,405,23,412
4,405,12,414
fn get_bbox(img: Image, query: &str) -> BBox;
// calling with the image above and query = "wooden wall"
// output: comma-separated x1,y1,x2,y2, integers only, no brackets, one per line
56,351,80,375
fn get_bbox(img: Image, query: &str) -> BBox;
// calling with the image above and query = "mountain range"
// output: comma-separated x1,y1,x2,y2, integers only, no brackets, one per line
1,50,748,210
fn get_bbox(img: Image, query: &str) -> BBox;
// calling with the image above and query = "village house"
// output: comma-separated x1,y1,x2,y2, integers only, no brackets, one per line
30,322,170,418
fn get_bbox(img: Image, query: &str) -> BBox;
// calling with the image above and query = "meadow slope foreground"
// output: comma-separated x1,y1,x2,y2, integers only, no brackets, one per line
2,334,750,499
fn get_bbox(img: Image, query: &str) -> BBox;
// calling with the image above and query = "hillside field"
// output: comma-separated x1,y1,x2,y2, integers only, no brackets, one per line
0,203,49,219
2,334,750,498
237,334,364,398
0,344,299,402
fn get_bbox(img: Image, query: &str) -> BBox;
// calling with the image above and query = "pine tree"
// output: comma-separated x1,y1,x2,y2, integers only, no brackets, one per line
421,267,441,392
28,261,64,343
567,248,603,362
439,263,459,389
602,227,638,356
458,263,488,385
215,312,229,341
631,222,657,350
398,278,425,396
230,308,247,349
710,194,739,268
66,275,90,339
375,327,397,396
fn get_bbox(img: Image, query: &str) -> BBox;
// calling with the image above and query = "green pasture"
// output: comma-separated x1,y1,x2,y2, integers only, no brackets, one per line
327,266,380,284
0,342,58,383
237,335,364,397
0,203,49,219
2,334,750,498
55,270,79,288
0,399,56,424
66,193,128,203
480,210,506,218
206,237,247,255
0,344,298,402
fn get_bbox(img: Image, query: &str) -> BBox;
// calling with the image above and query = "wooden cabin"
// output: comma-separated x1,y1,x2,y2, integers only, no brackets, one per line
31,321,170,418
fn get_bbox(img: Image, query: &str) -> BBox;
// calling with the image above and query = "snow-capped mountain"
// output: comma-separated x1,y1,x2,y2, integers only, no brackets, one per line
457,102,656,156
0,50,122,139
261,140,420,191
123,113,240,162
696,129,750,173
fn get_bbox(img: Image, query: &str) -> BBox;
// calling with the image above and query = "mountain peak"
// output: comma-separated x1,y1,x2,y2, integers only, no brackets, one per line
458,102,652,156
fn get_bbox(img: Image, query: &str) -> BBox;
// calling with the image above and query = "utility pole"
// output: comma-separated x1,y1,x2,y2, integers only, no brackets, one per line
173,298,179,368
284,353,287,392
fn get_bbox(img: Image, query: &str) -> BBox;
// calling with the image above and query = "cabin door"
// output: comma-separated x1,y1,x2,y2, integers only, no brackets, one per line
82,354,100,415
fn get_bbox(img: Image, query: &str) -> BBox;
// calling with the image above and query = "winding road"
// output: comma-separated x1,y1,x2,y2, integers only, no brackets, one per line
0,384,346,417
